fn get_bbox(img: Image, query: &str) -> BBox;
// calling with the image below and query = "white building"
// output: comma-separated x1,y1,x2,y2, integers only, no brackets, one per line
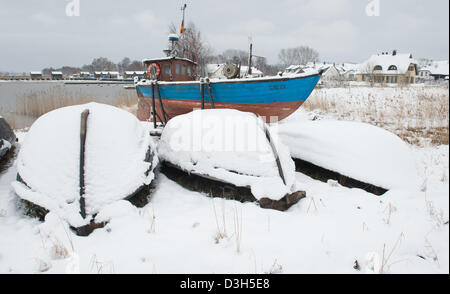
284,62,342,81
335,63,359,81
418,60,449,81
357,51,418,84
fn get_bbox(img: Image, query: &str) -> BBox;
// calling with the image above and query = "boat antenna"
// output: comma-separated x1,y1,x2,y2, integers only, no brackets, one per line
179,3,187,57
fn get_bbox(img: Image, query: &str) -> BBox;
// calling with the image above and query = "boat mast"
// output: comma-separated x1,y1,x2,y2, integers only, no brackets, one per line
247,37,253,76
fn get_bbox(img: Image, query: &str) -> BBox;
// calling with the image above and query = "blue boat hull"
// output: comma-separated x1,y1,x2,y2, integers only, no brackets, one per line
136,73,320,122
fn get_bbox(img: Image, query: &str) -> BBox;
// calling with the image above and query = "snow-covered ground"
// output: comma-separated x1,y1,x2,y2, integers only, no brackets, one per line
0,86,448,274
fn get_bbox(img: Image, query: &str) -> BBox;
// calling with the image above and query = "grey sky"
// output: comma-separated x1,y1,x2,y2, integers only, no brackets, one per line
0,0,448,72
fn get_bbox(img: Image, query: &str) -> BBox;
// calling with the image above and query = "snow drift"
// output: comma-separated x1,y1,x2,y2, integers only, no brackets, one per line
158,109,301,202
12,103,158,229
277,119,421,191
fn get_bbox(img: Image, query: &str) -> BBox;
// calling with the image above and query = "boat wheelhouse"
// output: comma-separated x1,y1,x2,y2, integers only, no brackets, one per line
143,57,197,82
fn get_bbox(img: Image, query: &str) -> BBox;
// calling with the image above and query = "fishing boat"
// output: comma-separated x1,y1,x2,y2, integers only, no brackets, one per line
135,5,322,124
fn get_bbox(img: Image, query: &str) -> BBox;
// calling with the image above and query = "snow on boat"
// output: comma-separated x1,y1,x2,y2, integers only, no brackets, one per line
277,118,421,195
157,109,305,211
12,103,158,236
0,117,16,161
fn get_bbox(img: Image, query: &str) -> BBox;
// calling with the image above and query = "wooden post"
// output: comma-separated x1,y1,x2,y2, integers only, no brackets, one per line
79,109,89,220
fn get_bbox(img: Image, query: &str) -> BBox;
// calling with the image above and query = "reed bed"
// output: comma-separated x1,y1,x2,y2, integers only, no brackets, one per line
4,85,138,129
303,86,449,146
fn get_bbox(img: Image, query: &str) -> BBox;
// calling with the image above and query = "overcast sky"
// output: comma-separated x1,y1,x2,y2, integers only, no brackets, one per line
0,0,448,72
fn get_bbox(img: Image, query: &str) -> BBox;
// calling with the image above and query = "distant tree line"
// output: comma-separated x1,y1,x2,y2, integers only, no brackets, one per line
42,57,145,76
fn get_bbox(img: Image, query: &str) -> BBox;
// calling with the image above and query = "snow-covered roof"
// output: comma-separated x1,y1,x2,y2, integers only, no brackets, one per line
30,71,42,75
420,60,449,76
51,71,63,75
142,57,197,65
335,63,360,74
358,52,417,75
80,72,90,75
285,62,334,75
96,71,119,75
125,71,146,75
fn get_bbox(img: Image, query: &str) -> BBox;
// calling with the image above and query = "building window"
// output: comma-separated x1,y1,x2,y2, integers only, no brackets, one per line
176,64,180,75
387,76,398,83
182,64,186,75
373,65,382,71
187,66,191,76
388,65,397,70
408,65,415,71
164,65,171,75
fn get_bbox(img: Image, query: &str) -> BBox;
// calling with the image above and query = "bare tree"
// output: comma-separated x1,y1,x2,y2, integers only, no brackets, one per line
118,57,131,73
84,57,117,71
417,58,433,70
362,62,377,86
169,22,212,75
278,46,319,67
212,49,249,65
127,60,145,71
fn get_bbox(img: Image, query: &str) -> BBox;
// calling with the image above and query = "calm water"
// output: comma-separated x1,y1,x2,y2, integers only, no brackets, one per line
0,81,137,129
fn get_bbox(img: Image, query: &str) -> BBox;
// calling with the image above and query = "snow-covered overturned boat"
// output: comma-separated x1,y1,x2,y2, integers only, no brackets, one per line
0,117,16,161
157,109,305,211
277,118,421,195
12,103,158,236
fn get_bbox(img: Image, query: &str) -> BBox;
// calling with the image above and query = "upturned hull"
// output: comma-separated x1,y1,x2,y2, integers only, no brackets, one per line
136,73,320,123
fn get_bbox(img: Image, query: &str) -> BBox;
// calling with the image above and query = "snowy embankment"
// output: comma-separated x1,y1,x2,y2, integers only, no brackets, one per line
0,121,448,274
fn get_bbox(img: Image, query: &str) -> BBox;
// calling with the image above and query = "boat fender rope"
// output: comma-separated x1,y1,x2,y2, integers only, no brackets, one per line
151,82,157,128
199,78,205,109
155,81,168,125
205,78,215,109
